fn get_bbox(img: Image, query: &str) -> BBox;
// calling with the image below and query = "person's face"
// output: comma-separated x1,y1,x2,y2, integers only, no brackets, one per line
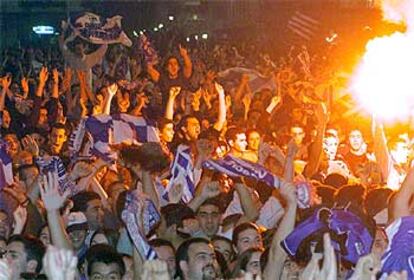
248,132,261,151
246,251,262,277
5,241,30,280
182,242,219,280
291,126,305,145
21,166,39,189
0,212,10,239
231,133,248,153
88,262,123,280
91,233,109,247
117,95,130,113
154,245,176,277
2,110,10,129
49,128,67,154
212,239,233,264
185,118,201,141
39,226,51,246
349,130,364,151
167,58,180,77
38,108,48,125
86,199,104,231
323,136,339,160
391,141,409,164
69,229,87,250
196,205,221,238
371,228,388,258
236,228,263,255
292,108,303,121
4,135,19,158
161,123,175,143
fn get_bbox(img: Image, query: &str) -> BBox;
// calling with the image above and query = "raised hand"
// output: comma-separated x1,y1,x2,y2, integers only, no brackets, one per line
40,172,70,211
1,75,11,90
43,246,78,280
169,86,181,99
225,95,232,110
286,139,299,158
242,94,252,109
178,44,188,57
12,206,28,234
21,77,29,95
62,67,72,91
167,183,184,204
21,135,40,157
214,82,224,95
319,233,337,280
39,67,49,85
200,181,221,200
196,139,214,160
142,260,170,280
69,161,94,181
4,179,28,205
349,254,381,280
107,83,118,97
52,68,59,84
270,94,281,106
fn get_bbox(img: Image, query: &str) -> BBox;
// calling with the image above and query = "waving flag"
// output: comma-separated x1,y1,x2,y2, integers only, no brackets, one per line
0,141,13,189
70,114,160,163
287,11,321,41
139,34,159,65
69,12,132,47
217,67,276,93
164,144,196,204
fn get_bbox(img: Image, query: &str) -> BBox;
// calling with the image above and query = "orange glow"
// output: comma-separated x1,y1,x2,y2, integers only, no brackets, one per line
350,0,414,122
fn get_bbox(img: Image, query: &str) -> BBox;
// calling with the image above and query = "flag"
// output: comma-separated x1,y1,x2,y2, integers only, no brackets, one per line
217,67,276,93
139,34,159,65
287,11,321,41
70,114,160,163
68,12,132,47
164,144,196,204
0,141,13,189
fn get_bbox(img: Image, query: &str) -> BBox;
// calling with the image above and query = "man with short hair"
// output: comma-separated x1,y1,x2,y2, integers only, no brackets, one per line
341,129,369,175
72,191,104,231
5,235,45,280
226,127,255,162
149,238,177,278
85,244,125,280
176,238,220,280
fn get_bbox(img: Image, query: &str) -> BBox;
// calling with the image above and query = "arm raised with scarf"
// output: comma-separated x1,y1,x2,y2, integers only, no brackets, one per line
263,181,297,280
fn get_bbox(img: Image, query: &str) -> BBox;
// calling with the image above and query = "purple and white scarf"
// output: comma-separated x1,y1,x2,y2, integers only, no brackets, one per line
121,190,160,260
0,141,13,189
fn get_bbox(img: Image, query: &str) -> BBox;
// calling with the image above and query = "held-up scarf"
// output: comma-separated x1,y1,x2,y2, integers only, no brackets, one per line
121,190,160,260
282,208,373,264
0,140,13,189
203,155,311,208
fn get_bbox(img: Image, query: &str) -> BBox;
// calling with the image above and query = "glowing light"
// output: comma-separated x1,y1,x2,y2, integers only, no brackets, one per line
133,30,138,37
32,25,54,35
186,37,190,42
349,0,414,122
158,23,164,29
153,27,159,32
202,33,208,40
168,16,174,21
194,35,199,40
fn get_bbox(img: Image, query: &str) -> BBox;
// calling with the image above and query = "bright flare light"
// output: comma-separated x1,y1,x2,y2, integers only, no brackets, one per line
350,0,414,122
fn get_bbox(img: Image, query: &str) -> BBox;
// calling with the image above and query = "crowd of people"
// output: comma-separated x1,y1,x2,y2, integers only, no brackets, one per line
0,10,412,280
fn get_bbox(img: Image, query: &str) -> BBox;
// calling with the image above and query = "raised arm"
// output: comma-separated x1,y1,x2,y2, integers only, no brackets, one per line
234,180,259,225
372,116,391,181
263,181,297,280
284,139,299,182
179,44,192,79
41,172,73,251
165,86,181,120
103,83,117,115
147,63,160,82
303,103,328,178
213,82,226,131
0,76,11,112
36,67,48,98
389,166,414,223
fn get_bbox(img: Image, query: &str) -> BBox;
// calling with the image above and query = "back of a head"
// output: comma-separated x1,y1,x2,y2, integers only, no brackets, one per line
86,244,125,278
161,203,196,228
365,188,393,217
324,173,348,189
334,184,366,210
72,191,101,213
